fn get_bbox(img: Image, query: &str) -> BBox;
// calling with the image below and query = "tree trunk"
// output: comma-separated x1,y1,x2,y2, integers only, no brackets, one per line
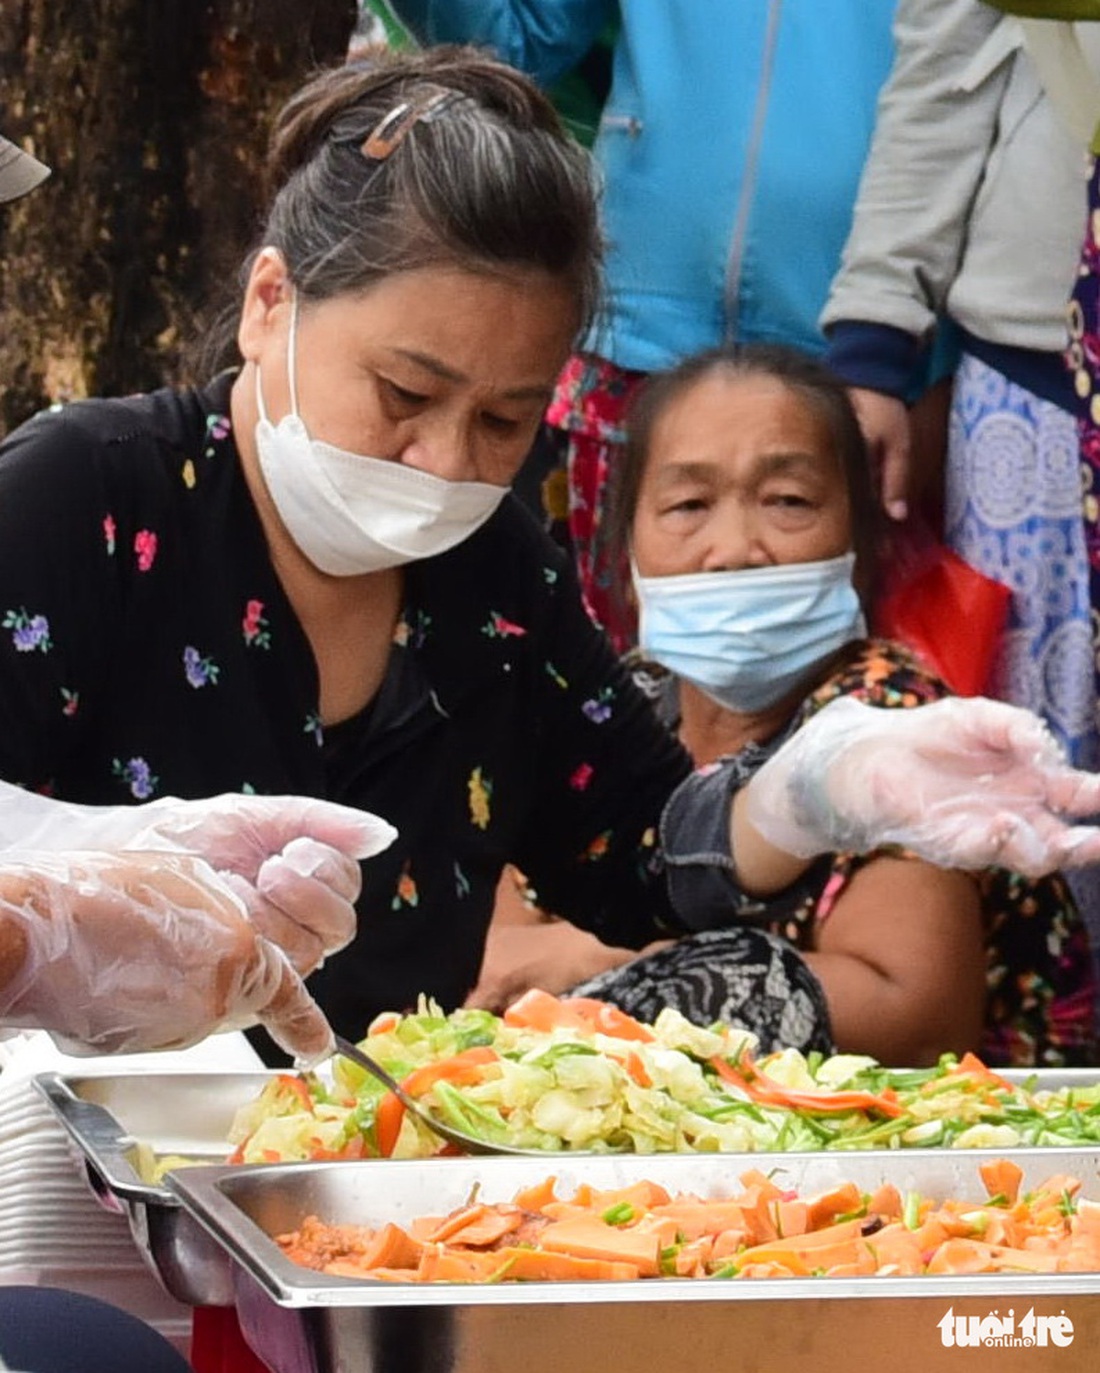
0,0,358,432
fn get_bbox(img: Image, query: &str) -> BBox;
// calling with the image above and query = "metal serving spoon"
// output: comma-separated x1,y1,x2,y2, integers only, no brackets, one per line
330,1034,540,1158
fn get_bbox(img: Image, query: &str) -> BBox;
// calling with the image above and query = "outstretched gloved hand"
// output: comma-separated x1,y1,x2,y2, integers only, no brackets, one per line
0,849,341,1060
0,785,397,977
742,695,1100,878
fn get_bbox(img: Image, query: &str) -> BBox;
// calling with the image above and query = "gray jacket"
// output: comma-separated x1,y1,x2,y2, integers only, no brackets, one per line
822,0,1095,395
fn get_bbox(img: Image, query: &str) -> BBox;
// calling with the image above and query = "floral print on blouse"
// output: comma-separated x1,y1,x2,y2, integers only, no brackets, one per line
0,371,691,1049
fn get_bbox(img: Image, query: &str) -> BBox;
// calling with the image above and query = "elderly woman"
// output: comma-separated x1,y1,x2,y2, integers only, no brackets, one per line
475,346,1096,1067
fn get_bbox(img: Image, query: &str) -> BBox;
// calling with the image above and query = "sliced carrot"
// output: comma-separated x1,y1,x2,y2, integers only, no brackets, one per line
513,1176,559,1213
361,1222,423,1271
1027,1174,1082,1206
441,1207,525,1248
737,1259,806,1278
584,1181,671,1214
650,1201,748,1241
425,1204,492,1245
541,1202,596,1223
674,1241,713,1278
772,1199,810,1239
953,1052,1012,1091
416,1245,511,1283
866,1183,902,1221
401,1046,499,1098
708,1055,903,1118
275,1074,316,1115
1072,1198,1100,1237
492,1246,640,1282
979,1158,1023,1205
738,1169,786,1202
539,1218,662,1276
924,1238,997,1275
613,1050,653,1087
408,1215,447,1242
374,1091,405,1158
309,1134,367,1162
739,1218,866,1258
865,1224,924,1275
559,997,655,1043
738,1238,861,1274
710,1228,748,1260
503,989,591,1033
808,1182,864,1230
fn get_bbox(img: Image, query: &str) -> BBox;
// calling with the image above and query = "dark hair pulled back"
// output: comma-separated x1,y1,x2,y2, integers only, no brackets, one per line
260,45,601,325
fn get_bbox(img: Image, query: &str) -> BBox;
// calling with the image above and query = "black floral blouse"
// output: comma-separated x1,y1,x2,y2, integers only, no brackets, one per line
0,373,691,1045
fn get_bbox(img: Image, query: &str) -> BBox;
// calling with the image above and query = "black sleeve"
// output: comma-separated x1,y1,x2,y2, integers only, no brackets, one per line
0,410,123,789
511,549,693,949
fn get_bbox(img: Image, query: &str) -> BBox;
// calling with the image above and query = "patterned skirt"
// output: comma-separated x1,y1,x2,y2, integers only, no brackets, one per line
945,352,1099,769
569,926,834,1055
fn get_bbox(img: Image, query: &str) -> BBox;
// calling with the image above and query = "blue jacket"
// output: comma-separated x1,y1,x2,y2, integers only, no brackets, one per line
388,0,897,371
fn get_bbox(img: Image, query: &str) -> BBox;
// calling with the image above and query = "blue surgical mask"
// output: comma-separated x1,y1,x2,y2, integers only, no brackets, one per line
633,553,867,713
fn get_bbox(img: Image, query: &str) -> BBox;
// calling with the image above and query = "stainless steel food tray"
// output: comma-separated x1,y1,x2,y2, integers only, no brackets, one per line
168,1151,1100,1373
32,1066,1100,1314
33,1069,278,1304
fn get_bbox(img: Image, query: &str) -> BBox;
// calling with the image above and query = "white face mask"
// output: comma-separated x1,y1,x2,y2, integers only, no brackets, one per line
253,293,508,576
634,552,867,714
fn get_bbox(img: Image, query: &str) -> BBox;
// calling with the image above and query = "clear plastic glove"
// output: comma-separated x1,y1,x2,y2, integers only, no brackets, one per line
743,695,1100,878
0,785,397,976
0,849,340,1060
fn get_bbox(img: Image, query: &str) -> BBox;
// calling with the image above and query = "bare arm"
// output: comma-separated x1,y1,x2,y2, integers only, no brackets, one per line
802,854,985,1065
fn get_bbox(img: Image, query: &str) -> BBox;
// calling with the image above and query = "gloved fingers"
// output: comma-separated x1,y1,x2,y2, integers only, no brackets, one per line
259,837,362,901
216,841,361,975
227,796,396,864
213,872,323,976
937,696,1067,772
1045,824,1100,871
255,840,361,962
252,942,336,1065
134,794,396,881
913,808,1094,879
1041,764,1100,819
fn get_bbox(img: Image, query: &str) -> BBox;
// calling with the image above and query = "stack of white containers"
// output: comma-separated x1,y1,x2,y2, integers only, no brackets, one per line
0,1030,263,1356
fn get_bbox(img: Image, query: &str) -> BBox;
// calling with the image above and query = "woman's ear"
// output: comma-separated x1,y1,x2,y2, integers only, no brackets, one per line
237,247,292,362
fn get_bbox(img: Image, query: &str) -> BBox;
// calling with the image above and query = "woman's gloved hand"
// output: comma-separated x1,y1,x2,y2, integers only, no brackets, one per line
0,786,397,977
743,695,1100,877
0,849,340,1060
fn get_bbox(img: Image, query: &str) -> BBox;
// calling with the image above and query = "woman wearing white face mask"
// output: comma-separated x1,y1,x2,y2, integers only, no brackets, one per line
3,51,1100,1067
473,345,1097,1068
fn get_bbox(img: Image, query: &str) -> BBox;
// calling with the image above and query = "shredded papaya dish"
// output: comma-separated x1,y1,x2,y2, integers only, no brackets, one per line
276,1158,1100,1283
224,991,1100,1163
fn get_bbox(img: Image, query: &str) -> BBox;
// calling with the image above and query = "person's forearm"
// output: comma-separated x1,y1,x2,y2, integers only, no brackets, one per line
728,787,818,895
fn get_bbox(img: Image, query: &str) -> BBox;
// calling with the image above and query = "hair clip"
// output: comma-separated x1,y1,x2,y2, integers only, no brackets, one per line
360,86,468,161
